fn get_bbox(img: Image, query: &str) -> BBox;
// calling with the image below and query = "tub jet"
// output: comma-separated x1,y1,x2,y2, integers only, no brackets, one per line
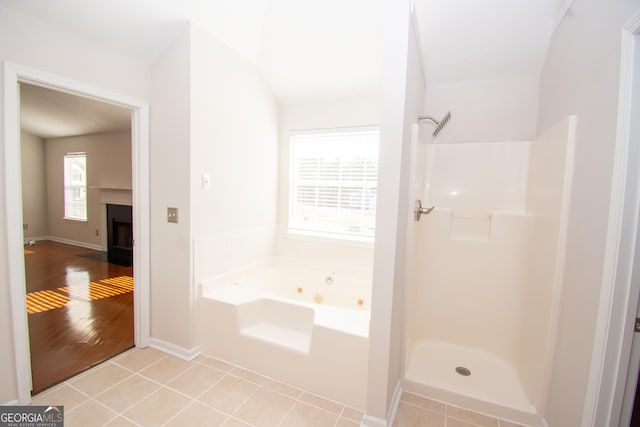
455,366,471,376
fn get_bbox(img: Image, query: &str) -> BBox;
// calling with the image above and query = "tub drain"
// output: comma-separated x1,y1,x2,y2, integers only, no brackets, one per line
455,366,471,376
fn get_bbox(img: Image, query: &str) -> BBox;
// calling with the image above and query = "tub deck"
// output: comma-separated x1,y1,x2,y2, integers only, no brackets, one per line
199,259,371,409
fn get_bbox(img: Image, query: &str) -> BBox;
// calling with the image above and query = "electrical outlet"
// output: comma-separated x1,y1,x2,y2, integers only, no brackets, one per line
23,224,28,230
96,229,100,236
167,207,178,223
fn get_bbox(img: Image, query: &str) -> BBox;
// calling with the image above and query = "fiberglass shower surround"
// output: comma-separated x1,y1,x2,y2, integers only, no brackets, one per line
404,116,576,426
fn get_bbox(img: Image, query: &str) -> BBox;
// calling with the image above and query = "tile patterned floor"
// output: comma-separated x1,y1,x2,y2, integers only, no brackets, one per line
31,347,363,427
31,347,527,427
393,392,528,427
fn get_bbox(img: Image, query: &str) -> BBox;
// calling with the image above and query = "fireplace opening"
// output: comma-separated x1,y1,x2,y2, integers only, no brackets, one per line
113,221,132,249
107,204,133,266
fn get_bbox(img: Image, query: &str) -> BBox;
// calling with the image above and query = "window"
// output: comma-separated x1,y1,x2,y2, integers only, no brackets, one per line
63,152,87,221
289,127,379,241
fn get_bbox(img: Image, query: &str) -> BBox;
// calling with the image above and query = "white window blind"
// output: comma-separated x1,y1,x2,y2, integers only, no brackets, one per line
289,127,379,240
63,153,87,221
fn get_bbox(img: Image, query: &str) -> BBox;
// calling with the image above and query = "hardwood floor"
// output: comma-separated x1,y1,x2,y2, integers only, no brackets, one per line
24,240,134,395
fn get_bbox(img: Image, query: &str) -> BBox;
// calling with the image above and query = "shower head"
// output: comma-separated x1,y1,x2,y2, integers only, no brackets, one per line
419,111,452,138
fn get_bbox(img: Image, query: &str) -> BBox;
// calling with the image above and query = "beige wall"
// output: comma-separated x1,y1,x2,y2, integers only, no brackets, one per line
424,75,539,143
20,130,48,239
44,131,132,249
365,0,424,421
191,25,279,237
537,0,640,424
149,23,281,352
389,11,426,407
0,7,149,404
149,27,192,350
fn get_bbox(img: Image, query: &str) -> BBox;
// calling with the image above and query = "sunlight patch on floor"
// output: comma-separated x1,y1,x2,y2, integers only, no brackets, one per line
26,276,134,314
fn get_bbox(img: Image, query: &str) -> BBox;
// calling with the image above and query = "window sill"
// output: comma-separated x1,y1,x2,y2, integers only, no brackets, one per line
63,217,88,223
286,229,374,248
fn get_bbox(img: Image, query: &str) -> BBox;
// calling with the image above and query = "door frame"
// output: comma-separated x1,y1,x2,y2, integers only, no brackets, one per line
3,62,150,404
583,10,640,426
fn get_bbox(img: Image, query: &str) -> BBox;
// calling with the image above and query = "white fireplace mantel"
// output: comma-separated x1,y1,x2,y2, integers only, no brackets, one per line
91,186,133,206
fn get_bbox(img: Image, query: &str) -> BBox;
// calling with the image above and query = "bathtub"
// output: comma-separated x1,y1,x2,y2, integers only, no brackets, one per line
198,257,371,409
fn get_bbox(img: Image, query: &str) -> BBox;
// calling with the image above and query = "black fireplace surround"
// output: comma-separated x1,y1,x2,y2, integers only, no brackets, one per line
107,204,133,266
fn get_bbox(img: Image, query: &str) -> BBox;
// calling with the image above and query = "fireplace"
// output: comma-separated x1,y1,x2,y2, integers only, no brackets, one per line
107,204,133,266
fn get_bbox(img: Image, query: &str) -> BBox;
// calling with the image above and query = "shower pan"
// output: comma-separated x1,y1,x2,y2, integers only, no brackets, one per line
403,116,577,425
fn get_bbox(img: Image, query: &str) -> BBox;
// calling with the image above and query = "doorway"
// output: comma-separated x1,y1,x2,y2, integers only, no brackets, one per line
19,82,136,393
4,63,150,404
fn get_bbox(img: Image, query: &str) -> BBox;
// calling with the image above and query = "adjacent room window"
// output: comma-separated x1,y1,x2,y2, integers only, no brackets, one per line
63,152,87,221
289,126,379,241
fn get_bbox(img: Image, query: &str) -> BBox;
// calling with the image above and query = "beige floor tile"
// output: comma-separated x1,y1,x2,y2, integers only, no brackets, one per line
65,400,117,427
139,355,192,384
164,401,228,427
234,388,295,426
197,374,259,413
199,356,234,372
230,366,266,385
122,387,192,426
222,417,253,427
262,378,302,399
447,406,499,427
68,363,132,397
401,392,445,415
31,383,89,411
336,417,360,427
35,349,516,427
280,401,339,427
95,373,161,413
113,347,166,372
103,416,139,426
341,406,364,422
299,392,344,414
393,401,445,427
448,417,484,427
167,363,225,397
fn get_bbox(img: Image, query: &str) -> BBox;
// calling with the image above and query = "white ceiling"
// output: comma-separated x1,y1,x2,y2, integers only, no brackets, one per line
2,0,568,137
20,84,131,139
414,0,566,85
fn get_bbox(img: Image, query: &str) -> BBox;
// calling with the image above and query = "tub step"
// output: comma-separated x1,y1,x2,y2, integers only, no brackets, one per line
240,322,312,354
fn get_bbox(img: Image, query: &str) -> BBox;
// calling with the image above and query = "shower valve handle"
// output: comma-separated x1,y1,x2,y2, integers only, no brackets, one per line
414,200,434,221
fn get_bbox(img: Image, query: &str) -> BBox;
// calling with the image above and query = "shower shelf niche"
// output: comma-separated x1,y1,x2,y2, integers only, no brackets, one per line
449,211,492,241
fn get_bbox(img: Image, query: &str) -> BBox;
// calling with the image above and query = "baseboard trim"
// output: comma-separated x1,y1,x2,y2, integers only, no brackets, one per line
149,337,201,361
388,381,403,425
2,400,19,406
361,381,403,427
45,236,103,251
361,414,387,427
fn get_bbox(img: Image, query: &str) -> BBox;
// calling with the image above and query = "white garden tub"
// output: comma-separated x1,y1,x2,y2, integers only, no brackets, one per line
199,257,371,409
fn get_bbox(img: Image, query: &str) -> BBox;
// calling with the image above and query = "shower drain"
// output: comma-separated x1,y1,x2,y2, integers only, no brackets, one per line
455,366,471,376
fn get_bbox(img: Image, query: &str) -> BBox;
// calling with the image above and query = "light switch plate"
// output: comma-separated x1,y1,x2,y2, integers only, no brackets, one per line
167,207,178,223
202,173,210,190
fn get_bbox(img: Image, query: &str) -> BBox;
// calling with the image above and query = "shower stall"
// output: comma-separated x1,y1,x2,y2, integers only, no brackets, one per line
403,115,576,425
